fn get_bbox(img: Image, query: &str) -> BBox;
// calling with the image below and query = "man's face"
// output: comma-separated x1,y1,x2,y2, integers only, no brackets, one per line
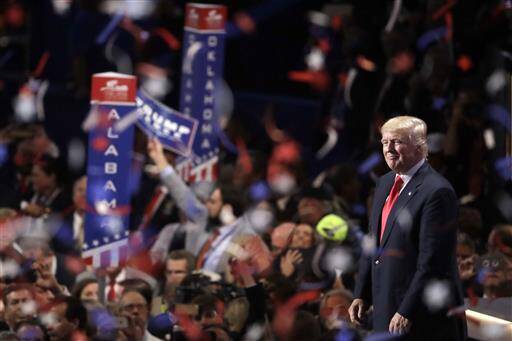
381,131,422,174
206,189,223,218
120,291,149,325
166,259,188,286
45,303,76,341
298,197,324,225
4,289,34,329
319,295,350,329
31,165,55,194
72,176,87,212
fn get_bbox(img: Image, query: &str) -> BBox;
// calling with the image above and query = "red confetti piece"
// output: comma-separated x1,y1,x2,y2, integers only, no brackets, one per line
318,38,331,54
432,0,457,21
331,15,343,31
153,27,181,50
92,136,109,151
356,55,376,71
457,55,473,72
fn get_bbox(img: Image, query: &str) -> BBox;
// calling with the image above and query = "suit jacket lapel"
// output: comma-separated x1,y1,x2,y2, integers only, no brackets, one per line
380,163,429,247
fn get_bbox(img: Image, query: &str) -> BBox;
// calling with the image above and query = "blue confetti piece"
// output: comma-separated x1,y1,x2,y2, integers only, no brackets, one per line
0,50,14,67
495,157,512,181
96,11,125,45
352,203,366,216
0,144,8,166
357,152,382,174
432,97,447,110
249,181,271,202
417,26,447,52
476,268,488,285
213,121,238,154
335,326,360,341
487,104,511,132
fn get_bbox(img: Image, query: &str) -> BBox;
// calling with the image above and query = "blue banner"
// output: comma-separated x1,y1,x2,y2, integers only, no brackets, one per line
84,72,137,268
176,3,227,182
136,90,199,156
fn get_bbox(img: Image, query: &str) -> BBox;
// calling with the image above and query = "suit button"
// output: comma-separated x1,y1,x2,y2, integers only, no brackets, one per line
375,260,380,265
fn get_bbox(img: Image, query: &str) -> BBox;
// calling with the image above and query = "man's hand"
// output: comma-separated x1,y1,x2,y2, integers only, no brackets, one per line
389,312,411,334
22,203,49,217
348,298,368,326
147,138,169,172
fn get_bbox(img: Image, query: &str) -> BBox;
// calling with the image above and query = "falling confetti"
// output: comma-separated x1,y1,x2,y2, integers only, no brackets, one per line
21,300,37,316
0,144,8,166
247,207,274,234
67,138,86,171
423,280,450,311
323,247,354,274
361,234,377,256
486,69,507,96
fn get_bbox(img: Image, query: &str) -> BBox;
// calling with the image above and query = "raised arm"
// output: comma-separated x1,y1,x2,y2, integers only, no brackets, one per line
147,138,208,224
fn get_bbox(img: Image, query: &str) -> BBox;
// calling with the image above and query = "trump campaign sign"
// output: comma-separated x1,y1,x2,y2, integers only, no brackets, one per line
84,72,136,268
176,3,227,182
136,90,198,157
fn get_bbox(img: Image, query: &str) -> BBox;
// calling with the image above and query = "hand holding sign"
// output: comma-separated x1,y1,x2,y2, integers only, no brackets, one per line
147,137,169,172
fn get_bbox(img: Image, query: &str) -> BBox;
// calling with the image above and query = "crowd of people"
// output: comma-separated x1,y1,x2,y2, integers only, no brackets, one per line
0,0,511,340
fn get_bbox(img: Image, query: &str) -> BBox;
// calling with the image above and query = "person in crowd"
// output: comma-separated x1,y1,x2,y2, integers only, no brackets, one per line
20,155,70,220
118,288,160,341
146,138,233,263
318,288,353,331
1,284,37,332
191,293,230,340
151,250,195,315
164,250,196,287
148,137,263,275
17,237,74,295
51,176,87,255
456,233,482,297
477,252,512,298
43,295,87,341
71,277,99,306
274,223,315,283
349,116,466,339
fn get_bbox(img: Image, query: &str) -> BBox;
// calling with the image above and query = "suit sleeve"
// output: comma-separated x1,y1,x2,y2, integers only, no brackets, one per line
354,178,385,304
397,186,458,319
159,167,208,225
354,250,373,304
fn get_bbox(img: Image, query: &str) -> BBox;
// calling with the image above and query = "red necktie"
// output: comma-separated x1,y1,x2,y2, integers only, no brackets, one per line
196,229,220,269
380,176,404,241
107,282,116,301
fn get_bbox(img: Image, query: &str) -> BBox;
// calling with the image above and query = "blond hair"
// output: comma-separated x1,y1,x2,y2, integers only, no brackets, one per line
381,116,428,157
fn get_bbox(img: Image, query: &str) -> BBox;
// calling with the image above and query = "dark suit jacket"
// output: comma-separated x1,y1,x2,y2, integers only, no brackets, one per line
354,162,466,340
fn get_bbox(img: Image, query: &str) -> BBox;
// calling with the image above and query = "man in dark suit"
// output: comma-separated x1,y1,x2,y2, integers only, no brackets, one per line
349,116,466,340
